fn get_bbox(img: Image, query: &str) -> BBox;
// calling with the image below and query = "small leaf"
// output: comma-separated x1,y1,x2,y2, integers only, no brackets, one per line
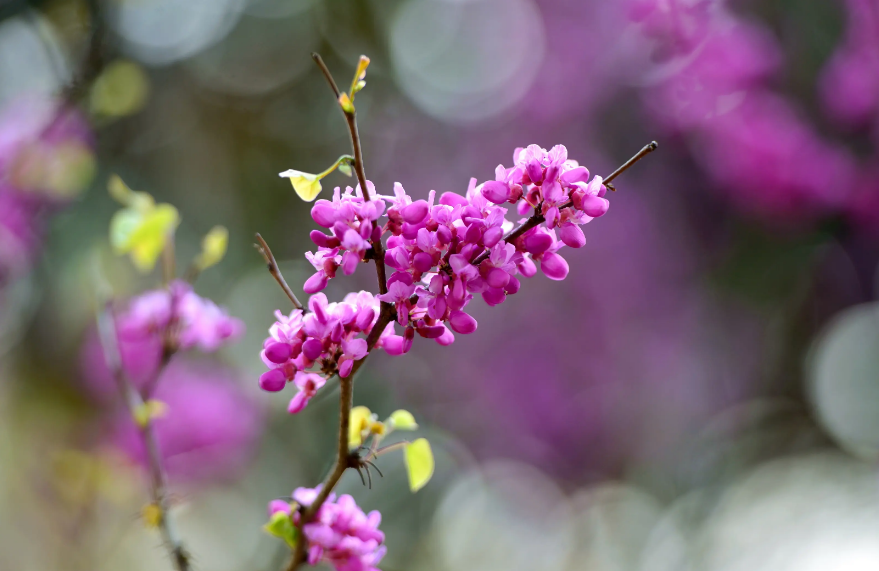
195,225,228,270
142,503,162,528
133,399,168,428
338,92,355,114
338,161,353,177
350,56,370,97
279,169,323,202
388,409,418,430
349,406,372,448
264,511,298,548
404,438,434,492
91,59,150,118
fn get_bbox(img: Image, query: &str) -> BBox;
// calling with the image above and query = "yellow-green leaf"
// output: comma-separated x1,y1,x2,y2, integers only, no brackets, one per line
388,409,418,430
349,406,372,448
338,92,355,114
142,503,163,528
111,204,179,272
264,511,298,548
195,225,228,270
351,56,370,97
404,438,434,492
133,399,168,428
279,169,323,202
91,59,150,118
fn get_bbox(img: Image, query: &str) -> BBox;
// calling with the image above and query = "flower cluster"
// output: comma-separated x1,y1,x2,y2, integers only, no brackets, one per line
0,97,95,281
307,143,606,340
118,279,244,352
264,144,610,413
258,291,380,411
268,487,385,571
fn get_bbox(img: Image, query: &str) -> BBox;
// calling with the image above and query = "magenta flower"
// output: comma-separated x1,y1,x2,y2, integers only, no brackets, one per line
279,487,386,571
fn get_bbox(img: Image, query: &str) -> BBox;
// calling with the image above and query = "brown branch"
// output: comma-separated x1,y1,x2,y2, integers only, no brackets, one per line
95,302,190,571
311,53,389,297
255,233,304,311
284,304,394,571
471,141,658,265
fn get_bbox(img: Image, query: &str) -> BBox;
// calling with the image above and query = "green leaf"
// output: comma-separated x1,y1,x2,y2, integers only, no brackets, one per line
338,161,353,177
388,409,418,430
404,438,434,492
195,225,228,270
264,511,298,548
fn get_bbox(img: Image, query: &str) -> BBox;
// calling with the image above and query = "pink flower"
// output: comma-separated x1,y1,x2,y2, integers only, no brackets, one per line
288,372,327,414
279,488,385,571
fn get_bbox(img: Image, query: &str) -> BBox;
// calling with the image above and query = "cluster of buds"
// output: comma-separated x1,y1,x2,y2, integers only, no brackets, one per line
258,292,382,412
266,487,386,571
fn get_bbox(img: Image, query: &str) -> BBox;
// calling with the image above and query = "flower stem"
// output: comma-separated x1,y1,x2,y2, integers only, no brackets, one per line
95,302,190,571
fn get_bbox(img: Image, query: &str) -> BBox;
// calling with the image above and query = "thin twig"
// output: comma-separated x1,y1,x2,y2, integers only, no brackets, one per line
95,302,191,571
311,53,389,297
255,233,304,311
471,141,658,265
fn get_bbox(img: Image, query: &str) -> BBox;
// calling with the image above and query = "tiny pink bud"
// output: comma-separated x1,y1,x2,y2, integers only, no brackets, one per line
483,226,504,249
259,369,287,392
523,231,553,255
413,252,434,273
439,192,469,207
485,266,511,289
559,224,586,248
540,251,569,280
482,181,511,204
265,342,292,364
449,310,477,334
435,326,455,346
401,200,429,224
311,201,337,228
302,338,324,361
582,195,609,217
504,276,521,294
436,225,452,245
303,272,328,293
310,230,340,248
482,287,505,306
382,335,408,356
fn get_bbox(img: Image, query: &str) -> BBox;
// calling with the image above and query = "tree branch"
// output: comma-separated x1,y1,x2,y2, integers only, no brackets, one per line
95,302,190,571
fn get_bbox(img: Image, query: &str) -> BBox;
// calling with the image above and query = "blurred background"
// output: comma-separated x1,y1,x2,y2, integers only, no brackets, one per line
2,0,879,569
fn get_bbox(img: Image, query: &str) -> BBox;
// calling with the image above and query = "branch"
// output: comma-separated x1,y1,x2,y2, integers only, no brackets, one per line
285,305,394,571
95,302,191,571
311,53,389,297
471,141,658,265
255,233,304,311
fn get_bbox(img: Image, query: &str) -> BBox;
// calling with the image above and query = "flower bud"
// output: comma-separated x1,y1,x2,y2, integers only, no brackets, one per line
259,369,287,392
449,310,477,334
265,342,292,364
540,251,569,280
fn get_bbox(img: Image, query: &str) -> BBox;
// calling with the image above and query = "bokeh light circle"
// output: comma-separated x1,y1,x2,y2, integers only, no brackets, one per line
389,0,546,123
807,302,879,460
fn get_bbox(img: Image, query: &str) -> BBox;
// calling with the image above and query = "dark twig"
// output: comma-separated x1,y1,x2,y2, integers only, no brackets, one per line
95,302,190,571
255,233,304,311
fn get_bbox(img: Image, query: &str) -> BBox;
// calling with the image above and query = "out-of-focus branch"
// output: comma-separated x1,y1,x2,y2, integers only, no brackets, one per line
95,301,191,571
